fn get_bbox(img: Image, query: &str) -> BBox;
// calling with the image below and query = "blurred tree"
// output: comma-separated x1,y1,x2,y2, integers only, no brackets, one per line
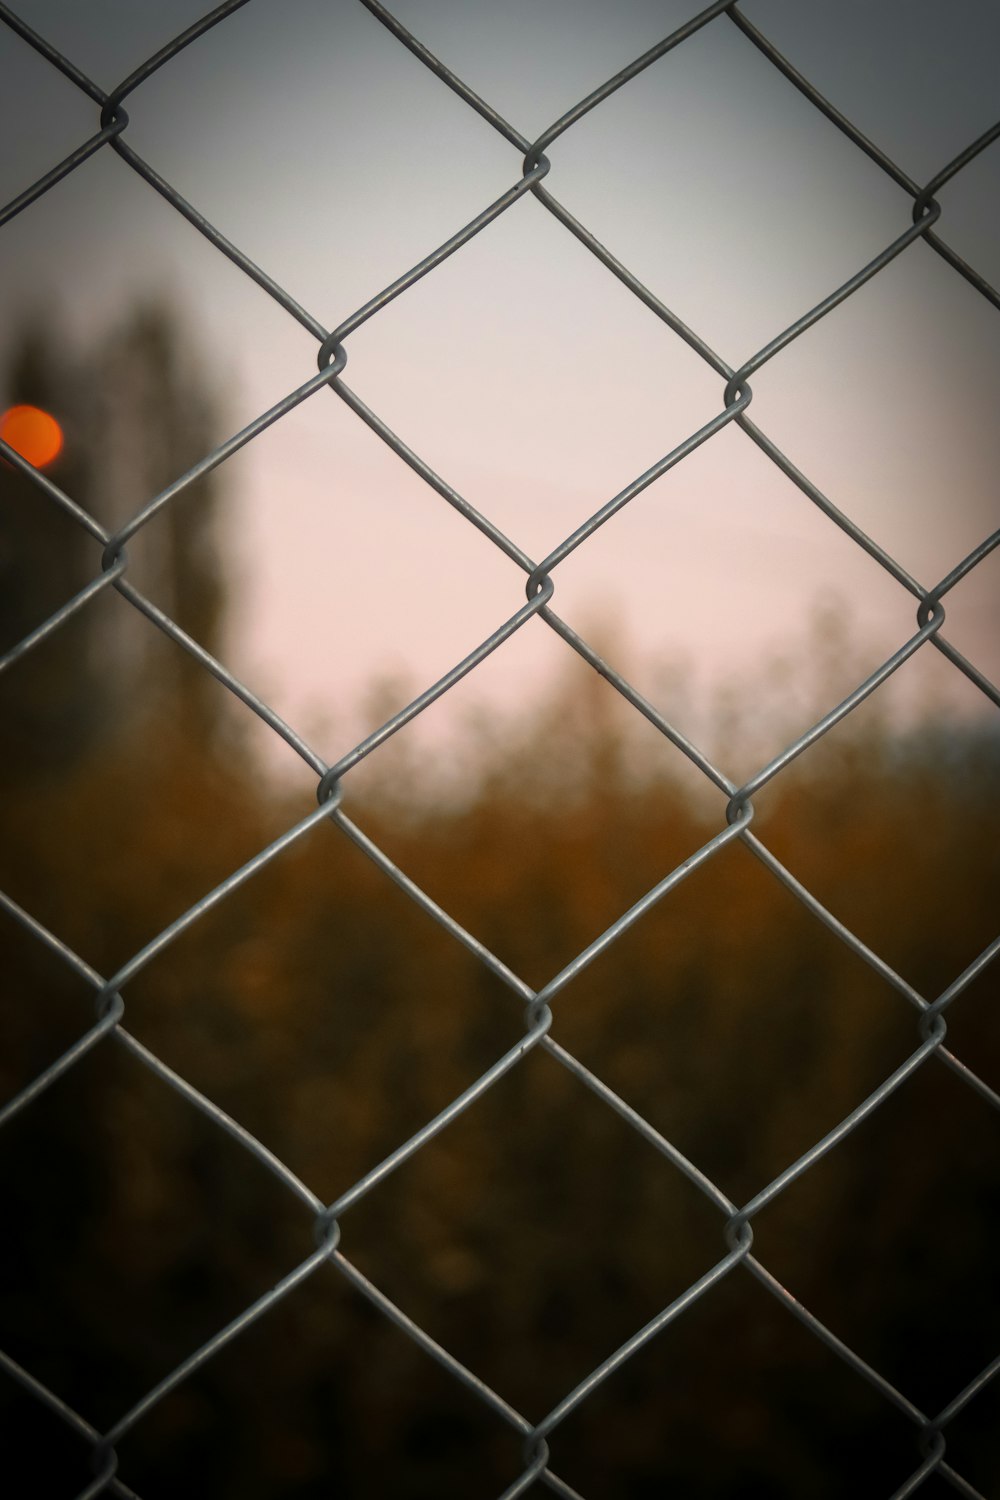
0,298,228,779
0,323,100,775
0,299,244,1492
94,301,228,737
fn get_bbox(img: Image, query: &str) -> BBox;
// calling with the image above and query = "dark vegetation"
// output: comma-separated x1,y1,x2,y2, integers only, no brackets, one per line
0,309,997,1498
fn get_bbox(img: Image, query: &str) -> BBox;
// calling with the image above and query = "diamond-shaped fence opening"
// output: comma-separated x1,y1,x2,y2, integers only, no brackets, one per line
0,2,998,1497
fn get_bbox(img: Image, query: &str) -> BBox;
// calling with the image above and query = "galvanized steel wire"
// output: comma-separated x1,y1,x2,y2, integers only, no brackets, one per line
1,1,998,1495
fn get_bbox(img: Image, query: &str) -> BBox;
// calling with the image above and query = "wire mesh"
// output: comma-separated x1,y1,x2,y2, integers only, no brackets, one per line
0,1,998,1496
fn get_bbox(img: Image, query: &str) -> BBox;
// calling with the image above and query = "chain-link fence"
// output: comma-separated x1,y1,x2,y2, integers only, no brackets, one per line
1,1,998,1496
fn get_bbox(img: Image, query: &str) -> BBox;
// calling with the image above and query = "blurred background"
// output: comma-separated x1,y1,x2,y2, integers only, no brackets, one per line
0,1,998,1496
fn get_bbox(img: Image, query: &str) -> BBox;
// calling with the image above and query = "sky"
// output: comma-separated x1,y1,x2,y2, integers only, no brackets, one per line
1,0,998,784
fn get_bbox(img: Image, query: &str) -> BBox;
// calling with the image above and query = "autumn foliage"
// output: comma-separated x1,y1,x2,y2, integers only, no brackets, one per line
0,311,997,1498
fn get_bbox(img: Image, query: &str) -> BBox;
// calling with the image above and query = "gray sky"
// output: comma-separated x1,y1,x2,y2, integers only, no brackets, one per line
2,0,998,779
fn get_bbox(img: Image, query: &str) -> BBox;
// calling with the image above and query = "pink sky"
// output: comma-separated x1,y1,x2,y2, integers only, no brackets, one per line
1,0,998,780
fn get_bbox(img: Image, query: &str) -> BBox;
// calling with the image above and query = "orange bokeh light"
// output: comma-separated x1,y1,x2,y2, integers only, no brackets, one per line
0,404,64,469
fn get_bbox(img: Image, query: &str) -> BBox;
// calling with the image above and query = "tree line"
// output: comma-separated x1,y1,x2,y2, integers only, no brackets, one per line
0,306,997,1497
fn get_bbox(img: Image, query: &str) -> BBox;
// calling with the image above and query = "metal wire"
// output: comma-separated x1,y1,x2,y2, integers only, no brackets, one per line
0,1,997,1495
